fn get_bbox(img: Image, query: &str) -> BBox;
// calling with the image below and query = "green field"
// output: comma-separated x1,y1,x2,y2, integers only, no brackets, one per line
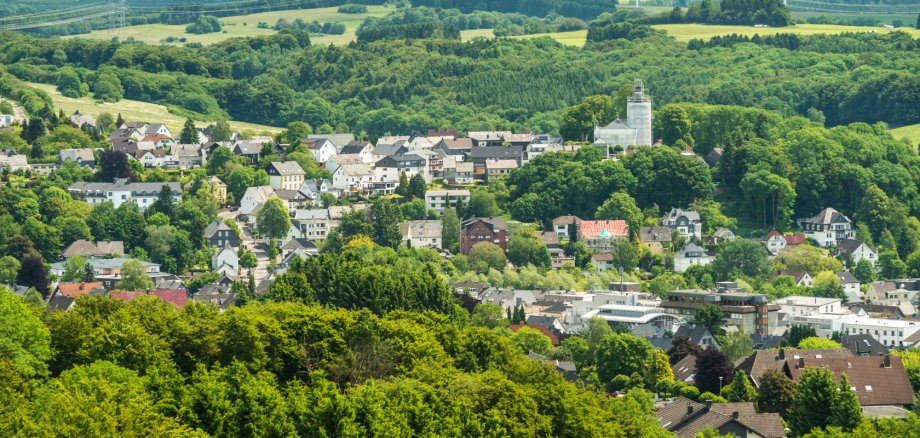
22,81,280,134
653,23,920,41
513,30,588,46
791,10,919,26
890,124,920,148
460,29,496,41
72,5,393,46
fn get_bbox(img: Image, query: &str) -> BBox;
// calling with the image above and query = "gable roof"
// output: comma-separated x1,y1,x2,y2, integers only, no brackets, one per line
639,226,672,242
671,354,697,383
61,240,124,258
470,145,524,160
552,215,583,226
59,148,95,162
803,207,853,225
110,289,188,308
307,133,354,148
771,269,810,284
508,323,560,345
47,295,76,311
736,348,853,386
439,137,473,150
268,161,305,175
339,141,372,154
674,325,716,346
461,217,508,233
56,282,105,298
836,271,859,284
579,220,628,239
658,397,785,438
838,334,888,357
281,238,318,253
400,220,442,240
836,239,877,255
785,355,913,406
204,220,233,239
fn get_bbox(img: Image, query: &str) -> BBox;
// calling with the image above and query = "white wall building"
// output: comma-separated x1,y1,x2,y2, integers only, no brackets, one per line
593,79,652,147
67,179,181,210
425,189,471,213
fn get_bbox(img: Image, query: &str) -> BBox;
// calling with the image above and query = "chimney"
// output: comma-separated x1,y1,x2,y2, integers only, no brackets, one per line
883,354,891,368
798,357,805,368
687,404,694,415
778,349,785,360
705,401,713,412
732,411,739,419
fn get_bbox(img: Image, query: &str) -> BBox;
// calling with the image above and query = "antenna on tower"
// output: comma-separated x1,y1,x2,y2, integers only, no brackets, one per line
118,0,126,31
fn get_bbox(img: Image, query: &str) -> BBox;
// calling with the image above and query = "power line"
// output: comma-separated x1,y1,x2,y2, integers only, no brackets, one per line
0,3,110,23
0,10,113,30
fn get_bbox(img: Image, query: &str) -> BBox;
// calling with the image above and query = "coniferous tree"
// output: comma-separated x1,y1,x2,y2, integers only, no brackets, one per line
789,367,836,436
408,173,427,200
831,373,862,432
180,118,197,144
725,369,757,402
16,254,49,298
372,198,402,248
116,113,125,127
148,184,176,220
396,171,409,197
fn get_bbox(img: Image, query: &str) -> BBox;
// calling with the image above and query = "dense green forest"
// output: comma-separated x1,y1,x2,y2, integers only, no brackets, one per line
409,0,618,20
0,25,917,135
0,242,673,437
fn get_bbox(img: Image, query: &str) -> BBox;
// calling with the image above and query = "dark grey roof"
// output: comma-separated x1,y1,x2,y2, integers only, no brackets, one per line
470,145,524,159
839,334,888,357
47,295,75,311
372,144,407,156
674,325,715,346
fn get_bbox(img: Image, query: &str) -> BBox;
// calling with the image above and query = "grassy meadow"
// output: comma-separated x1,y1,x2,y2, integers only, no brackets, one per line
71,5,393,46
890,123,920,148
22,81,281,134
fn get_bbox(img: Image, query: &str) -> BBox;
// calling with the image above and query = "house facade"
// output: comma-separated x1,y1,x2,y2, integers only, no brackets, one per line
673,243,715,272
797,207,856,247
425,189,471,213
661,208,702,239
68,179,181,210
267,161,306,191
460,217,509,255
400,220,443,249
578,220,628,253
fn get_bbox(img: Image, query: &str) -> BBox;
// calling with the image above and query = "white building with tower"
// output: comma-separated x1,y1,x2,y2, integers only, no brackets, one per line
593,79,653,147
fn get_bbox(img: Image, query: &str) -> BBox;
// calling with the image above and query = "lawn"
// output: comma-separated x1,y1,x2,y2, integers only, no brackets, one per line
513,30,588,46
22,81,281,134
71,5,393,46
653,23,920,41
890,123,920,148
461,29,496,41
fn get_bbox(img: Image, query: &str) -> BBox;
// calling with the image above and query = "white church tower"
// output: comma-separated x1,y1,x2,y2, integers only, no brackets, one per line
626,79,653,147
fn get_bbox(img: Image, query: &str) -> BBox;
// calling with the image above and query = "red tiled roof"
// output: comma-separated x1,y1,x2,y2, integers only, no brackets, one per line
783,233,806,245
784,355,913,406
141,133,171,142
110,289,188,308
508,323,560,345
56,282,104,298
579,220,628,238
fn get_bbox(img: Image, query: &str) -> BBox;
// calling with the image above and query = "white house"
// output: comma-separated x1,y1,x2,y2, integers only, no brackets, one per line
267,161,306,191
374,154,427,184
797,207,855,247
305,138,337,165
0,114,14,128
775,295,841,316
760,230,808,256
240,186,276,216
147,123,173,138
67,179,181,210
835,239,878,267
425,189,471,213
0,154,28,172
673,243,714,272
400,220,442,249
332,163,374,192
837,271,861,303
211,243,239,276
134,150,166,168
171,144,204,169
661,208,702,240
840,315,920,348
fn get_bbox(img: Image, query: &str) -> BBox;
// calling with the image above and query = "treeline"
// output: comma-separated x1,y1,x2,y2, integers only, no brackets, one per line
270,18,346,34
409,0,618,20
637,0,791,27
359,7,587,38
689,31,919,53
1,23,918,133
357,21,460,42
0,272,669,436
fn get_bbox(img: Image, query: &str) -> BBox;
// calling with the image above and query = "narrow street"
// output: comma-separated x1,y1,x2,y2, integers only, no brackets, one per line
217,209,272,283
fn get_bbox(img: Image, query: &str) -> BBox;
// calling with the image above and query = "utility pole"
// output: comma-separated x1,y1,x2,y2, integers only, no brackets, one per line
118,0,126,31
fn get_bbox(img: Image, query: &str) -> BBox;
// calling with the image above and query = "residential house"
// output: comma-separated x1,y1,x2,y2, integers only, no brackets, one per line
639,226,671,255
55,282,105,298
442,160,474,185
838,334,888,357
232,140,262,164
61,239,125,259
436,137,473,159
147,123,172,138
0,114,15,128
281,238,318,259
59,149,96,168
133,149,167,168
267,161,306,191
709,227,736,245
469,146,524,173
591,253,615,271
208,176,227,204
371,143,408,162
325,153,367,172
837,271,861,302
29,162,58,175
111,290,188,308
375,154,427,184
47,295,76,312
662,289,779,335
460,217,509,255
484,158,517,181
331,163,374,192
413,148,446,178
50,257,161,279
674,325,721,350
338,140,374,161
204,220,240,248
67,178,181,210
502,133,535,147
552,215,583,240
525,141,576,163
299,178,334,204
539,231,572,269
428,129,458,138
784,355,913,407
578,220,628,253
839,315,920,347
847,302,907,319
735,348,854,386
0,153,27,172
661,208,702,239
211,243,239,277
292,208,332,240
141,134,176,149
171,143,204,169
834,239,878,267
304,138,337,164
307,133,354,150
400,220,442,249
425,189,470,214
468,131,511,147
760,230,807,256
657,397,785,438
275,189,310,212
239,186,277,217
673,243,715,272
771,270,813,287
704,148,723,167
797,207,856,247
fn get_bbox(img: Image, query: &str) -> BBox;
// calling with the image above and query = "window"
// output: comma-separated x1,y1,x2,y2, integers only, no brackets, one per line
865,385,873,391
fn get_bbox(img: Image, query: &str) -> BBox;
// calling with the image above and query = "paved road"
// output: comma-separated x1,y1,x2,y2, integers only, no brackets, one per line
218,209,272,284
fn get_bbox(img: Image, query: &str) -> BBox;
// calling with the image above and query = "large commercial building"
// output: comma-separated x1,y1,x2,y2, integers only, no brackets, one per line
661,289,779,335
